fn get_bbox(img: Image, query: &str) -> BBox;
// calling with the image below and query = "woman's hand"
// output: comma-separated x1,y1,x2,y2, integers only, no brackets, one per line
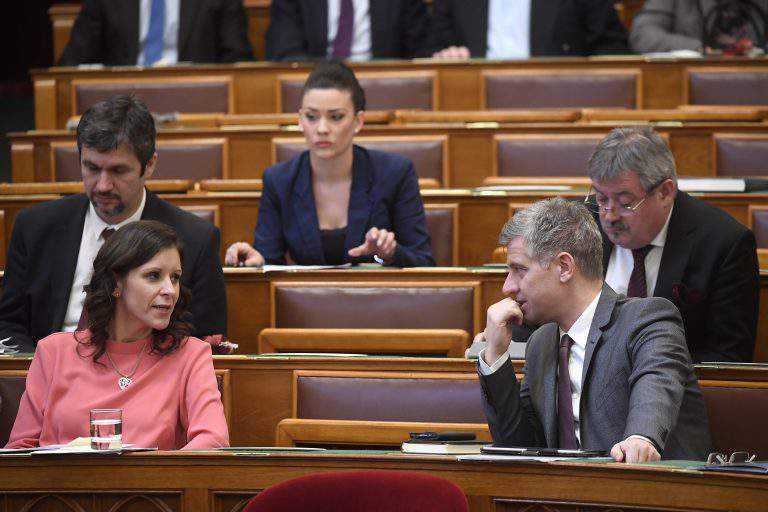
224,242,265,267
348,227,397,263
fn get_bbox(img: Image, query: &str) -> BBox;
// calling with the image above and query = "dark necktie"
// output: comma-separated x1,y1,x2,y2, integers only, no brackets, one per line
626,245,653,298
332,0,354,58
557,334,578,450
76,228,116,331
143,0,166,66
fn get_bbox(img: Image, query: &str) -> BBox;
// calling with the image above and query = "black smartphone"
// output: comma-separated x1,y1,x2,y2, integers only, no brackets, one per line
408,431,477,441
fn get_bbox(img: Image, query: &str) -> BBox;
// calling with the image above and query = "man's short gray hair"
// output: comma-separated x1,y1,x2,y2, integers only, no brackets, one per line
500,197,603,280
587,127,677,191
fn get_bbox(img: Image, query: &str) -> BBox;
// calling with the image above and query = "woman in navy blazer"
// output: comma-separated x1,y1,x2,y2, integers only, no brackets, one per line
225,61,434,268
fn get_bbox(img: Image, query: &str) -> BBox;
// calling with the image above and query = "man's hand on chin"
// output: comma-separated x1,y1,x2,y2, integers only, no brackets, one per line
482,298,523,365
610,437,661,463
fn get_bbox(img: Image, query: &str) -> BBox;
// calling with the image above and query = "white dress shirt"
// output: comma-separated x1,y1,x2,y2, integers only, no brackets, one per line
61,190,147,332
138,0,181,66
327,0,372,61
486,0,531,59
479,290,601,442
605,206,674,297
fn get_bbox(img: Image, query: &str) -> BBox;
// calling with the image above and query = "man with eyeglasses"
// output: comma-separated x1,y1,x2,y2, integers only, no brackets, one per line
586,126,759,363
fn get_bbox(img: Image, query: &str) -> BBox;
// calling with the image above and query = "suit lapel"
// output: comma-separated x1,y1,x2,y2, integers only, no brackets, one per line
539,325,560,447
344,146,374,262
292,154,326,264
369,0,387,57
581,284,617,391
125,0,141,62
51,196,90,331
178,0,200,58
529,0,560,55
653,194,695,298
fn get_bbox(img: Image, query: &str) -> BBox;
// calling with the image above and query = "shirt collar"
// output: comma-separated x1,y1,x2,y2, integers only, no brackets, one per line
559,289,602,348
650,204,674,249
85,188,147,239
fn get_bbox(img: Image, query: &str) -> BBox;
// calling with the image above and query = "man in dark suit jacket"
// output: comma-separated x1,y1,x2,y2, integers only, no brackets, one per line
587,127,759,363
58,0,252,66
0,95,227,353
265,0,427,61
422,0,628,58
478,197,711,461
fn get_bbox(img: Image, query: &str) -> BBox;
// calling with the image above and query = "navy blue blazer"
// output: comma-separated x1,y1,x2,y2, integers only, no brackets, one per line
254,146,435,267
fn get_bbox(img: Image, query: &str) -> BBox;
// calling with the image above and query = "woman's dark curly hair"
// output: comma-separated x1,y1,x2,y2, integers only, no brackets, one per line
76,220,193,364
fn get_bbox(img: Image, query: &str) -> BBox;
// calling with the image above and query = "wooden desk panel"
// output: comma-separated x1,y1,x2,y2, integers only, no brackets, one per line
1,447,768,511
32,58,768,129
11,122,768,187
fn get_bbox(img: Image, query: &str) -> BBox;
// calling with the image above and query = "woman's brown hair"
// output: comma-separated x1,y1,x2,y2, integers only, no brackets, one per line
76,220,192,364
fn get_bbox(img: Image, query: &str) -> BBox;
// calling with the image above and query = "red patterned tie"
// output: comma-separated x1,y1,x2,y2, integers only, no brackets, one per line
626,245,653,298
557,334,578,449
76,228,116,331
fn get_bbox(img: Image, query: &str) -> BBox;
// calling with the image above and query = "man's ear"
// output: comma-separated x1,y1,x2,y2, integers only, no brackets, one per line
658,178,676,204
556,252,576,283
142,152,158,180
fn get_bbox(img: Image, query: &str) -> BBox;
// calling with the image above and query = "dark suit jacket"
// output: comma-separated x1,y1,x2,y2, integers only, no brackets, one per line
601,192,759,363
421,0,628,57
58,0,252,66
0,191,228,353
265,0,427,61
254,145,435,267
480,284,712,460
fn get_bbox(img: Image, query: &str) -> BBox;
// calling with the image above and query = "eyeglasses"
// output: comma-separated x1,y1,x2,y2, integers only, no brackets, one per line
707,451,756,465
583,180,665,217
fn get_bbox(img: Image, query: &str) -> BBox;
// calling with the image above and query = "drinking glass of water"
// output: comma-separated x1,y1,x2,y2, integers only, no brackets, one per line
90,408,122,450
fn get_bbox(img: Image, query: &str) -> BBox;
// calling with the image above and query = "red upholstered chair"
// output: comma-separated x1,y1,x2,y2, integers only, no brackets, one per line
242,470,468,512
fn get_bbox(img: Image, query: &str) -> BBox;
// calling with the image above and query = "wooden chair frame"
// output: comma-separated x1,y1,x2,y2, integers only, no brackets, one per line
276,70,439,112
480,68,643,109
270,134,449,188
70,75,235,117
424,202,459,265
269,280,483,333
257,328,470,357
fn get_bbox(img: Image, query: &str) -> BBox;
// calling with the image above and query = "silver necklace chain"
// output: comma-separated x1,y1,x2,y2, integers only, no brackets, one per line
105,343,148,390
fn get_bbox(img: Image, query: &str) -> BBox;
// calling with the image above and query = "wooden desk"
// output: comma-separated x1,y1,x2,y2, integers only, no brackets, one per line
1,451,767,512
32,57,768,129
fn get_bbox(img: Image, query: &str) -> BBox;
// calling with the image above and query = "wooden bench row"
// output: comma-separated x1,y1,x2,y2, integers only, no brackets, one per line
1,189,767,268
32,58,768,129
2,357,767,456
10,124,768,187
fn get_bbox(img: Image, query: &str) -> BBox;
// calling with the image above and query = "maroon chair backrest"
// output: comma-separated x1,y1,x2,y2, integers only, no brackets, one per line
495,135,604,177
243,470,468,512
296,372,486,423
424,204,457,266
273,282,477,334
483,70,638,109
701,384,768,458
273,136,446,185
715,135,768,177
279,72,435,112
73,78,231,115
751,208,768,248
53,140,225,181
687,69,768,105
0,374,27,447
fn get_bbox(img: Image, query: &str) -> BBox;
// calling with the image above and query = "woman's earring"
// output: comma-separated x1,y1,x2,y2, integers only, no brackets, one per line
112,290,121,298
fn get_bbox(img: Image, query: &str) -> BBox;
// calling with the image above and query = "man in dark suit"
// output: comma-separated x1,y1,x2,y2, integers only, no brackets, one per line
58,0,252,66
0,95,227,353
265,0,427,61
478,197,711,461
587,127,759,362
422,0,628,59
